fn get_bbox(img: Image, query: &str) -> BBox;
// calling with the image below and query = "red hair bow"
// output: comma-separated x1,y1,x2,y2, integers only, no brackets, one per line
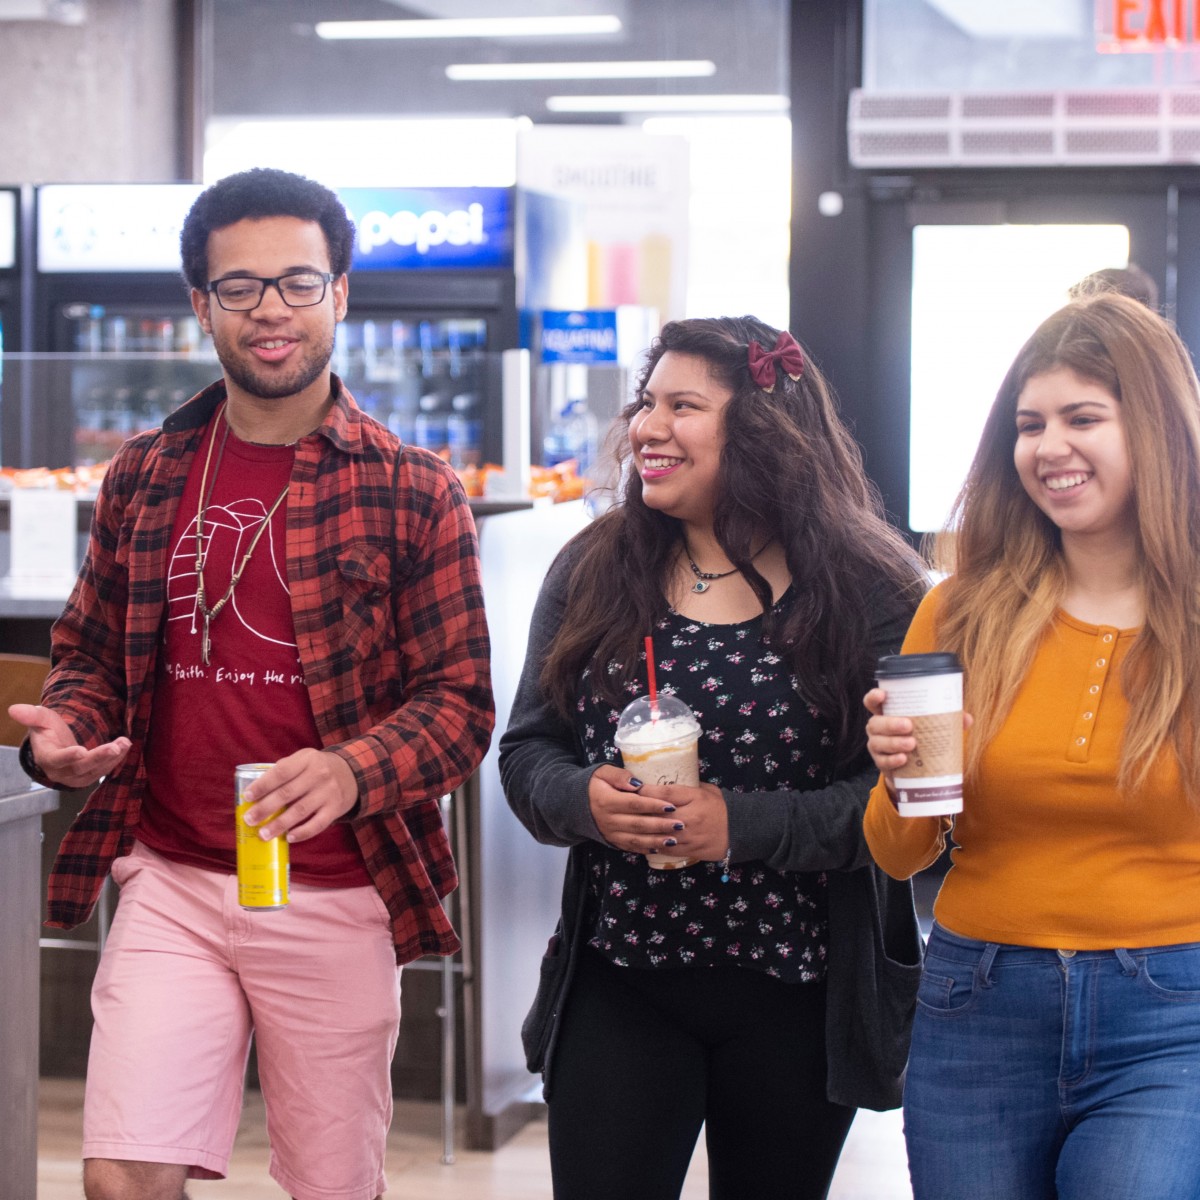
747,331,804,392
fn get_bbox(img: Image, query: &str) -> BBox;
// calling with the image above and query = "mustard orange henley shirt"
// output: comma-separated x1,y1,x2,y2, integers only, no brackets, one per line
864,585,1200,950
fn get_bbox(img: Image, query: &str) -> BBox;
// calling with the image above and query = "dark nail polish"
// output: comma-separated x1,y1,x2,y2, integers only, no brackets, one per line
664,838,678,847
662,804,676,813
629,777,644,788
673,822,685,831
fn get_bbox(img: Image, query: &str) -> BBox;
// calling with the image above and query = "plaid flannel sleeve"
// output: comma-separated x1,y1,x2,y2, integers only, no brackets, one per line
331,455,494,816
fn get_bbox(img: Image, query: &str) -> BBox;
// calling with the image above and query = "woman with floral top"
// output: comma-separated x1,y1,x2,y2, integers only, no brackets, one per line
499,315,927,1200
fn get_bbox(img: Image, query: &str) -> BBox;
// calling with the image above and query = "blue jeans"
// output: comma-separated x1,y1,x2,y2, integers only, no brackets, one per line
904,923,1200,1200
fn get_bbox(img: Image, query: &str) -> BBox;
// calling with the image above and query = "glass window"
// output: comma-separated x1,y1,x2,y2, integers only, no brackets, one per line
908,223,1130,532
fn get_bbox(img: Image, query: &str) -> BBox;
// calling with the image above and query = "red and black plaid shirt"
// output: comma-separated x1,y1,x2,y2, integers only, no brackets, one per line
34,378,493,964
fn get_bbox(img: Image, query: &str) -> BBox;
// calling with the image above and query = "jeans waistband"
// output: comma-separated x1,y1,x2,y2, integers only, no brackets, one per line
929,921,1200,965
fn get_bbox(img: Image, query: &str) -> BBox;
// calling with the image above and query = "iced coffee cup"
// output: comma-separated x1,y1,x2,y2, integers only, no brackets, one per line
613,694,702,869
875,652,964,817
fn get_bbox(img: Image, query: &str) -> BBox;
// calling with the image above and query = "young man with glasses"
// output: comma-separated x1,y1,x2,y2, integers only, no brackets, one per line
10,168,494,1200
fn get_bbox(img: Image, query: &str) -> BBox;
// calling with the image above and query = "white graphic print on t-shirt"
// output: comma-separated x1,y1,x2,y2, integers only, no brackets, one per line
165,496,294,651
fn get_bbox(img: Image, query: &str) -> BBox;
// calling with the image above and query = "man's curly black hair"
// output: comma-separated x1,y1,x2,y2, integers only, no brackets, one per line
180,167,356,291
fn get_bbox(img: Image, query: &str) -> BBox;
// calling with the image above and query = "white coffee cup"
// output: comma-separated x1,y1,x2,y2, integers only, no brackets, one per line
876,652,964,817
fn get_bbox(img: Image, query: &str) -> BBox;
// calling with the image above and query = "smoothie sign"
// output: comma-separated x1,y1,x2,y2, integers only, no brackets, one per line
338,187,514,271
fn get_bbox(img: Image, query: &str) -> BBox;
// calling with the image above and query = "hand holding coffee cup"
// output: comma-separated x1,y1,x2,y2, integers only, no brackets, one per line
869,653,965,817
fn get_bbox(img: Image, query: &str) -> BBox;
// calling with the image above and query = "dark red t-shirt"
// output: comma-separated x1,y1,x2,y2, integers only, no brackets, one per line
137,413,369,886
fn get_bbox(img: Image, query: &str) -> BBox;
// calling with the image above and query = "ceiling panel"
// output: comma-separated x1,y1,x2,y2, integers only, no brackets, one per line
206,0,786,122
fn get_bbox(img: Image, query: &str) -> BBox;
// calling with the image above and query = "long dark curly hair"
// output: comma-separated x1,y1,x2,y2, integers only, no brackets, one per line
541,315,924,764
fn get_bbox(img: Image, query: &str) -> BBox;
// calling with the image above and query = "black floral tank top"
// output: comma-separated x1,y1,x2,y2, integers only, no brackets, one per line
573,594,833,983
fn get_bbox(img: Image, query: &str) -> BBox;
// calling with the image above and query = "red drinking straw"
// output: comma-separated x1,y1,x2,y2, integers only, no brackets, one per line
645,635,659,719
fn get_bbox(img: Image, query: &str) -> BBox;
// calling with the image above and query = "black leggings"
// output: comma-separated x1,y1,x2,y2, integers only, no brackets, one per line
547,949,856,1200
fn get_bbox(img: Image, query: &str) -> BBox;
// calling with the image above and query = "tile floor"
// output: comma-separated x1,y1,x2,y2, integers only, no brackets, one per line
37,1077,912,1198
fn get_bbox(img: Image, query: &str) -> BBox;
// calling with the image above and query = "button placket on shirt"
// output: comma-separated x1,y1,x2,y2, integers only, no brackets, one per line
1066,629,1116,764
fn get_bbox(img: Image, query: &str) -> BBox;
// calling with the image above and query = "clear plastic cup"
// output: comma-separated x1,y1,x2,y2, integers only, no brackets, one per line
613,694,702,869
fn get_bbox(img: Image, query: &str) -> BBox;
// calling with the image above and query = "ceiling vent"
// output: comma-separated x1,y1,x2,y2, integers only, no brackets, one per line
0,0,85,22
848,88,1200,168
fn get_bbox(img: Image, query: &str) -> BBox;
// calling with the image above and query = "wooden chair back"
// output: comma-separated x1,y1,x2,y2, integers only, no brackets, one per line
0,654,51,746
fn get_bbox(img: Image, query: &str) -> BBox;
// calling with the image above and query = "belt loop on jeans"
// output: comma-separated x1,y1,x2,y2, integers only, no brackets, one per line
976,942,1000,987
1114,947,1139,977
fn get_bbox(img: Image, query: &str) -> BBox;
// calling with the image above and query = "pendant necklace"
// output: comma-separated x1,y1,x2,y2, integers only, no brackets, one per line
193,404,290,665
685,551,740,594
684,540,772,593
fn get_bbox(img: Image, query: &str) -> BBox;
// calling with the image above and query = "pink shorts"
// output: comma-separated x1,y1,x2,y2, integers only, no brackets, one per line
84,841,402,1200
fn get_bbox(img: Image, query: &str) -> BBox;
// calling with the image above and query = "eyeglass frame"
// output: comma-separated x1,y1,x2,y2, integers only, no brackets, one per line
204,272,339,312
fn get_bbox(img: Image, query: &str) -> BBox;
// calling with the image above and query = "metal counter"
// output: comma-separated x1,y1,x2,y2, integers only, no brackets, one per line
0,746,59,1199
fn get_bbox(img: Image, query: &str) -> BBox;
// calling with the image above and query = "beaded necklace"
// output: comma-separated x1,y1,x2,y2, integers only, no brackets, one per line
193,404,290,665
684,541,770,594
685,554,739,593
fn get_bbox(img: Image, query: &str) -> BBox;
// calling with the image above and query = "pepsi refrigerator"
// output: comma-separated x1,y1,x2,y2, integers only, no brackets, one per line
30,182,583,480
333,186,582,484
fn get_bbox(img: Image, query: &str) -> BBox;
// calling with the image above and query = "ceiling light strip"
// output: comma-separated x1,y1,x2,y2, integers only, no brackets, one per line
447,60,716,81
546,94,790,113
316,16,622,41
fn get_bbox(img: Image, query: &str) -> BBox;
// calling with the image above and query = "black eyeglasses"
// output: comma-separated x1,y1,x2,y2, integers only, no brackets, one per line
205,272,337,312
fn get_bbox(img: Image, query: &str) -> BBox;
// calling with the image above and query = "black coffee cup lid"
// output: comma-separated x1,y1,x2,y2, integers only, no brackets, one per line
876,651,962,677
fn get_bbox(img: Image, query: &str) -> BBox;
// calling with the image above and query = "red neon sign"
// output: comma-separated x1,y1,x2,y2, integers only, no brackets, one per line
1097,0,1200,48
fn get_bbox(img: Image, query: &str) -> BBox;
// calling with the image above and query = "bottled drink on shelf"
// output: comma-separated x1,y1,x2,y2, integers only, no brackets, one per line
102,316,128,353
110,387,137,438
362,319,379,379
391,320,414,376
74,385,109,465
139,388,167,431
414,393,450,458
418,320,438,383
446,393,482,469
75,306,104,353
447,320,464,381
386,399,417,447
153,318,175,353
543,398,599,475
333,321,362,379
175,317,202,355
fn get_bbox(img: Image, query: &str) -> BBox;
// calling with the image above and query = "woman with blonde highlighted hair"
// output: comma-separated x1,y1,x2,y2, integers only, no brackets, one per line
864,292,1200,1199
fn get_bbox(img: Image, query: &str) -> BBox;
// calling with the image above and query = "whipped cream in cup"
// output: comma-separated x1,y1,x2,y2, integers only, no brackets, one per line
614,694,702,869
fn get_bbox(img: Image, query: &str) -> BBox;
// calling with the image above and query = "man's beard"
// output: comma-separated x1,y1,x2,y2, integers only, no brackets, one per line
214,329,335,401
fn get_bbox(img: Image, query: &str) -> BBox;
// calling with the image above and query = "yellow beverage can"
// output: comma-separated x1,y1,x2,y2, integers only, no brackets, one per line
235,763,289,910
